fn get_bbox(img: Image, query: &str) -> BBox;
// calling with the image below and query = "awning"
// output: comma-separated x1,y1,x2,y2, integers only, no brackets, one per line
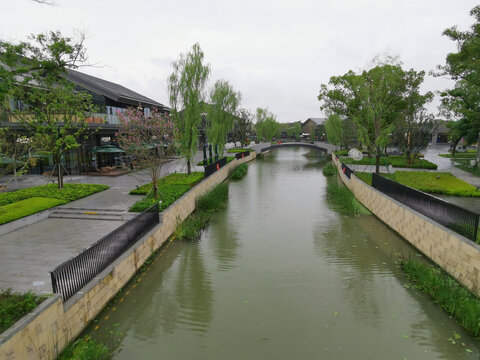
93,145,125,153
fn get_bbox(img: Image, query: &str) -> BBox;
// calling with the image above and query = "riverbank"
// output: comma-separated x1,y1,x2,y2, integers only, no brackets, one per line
332,155,480,298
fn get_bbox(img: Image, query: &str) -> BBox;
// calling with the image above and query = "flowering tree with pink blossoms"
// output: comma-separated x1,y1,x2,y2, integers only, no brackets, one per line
116,108,175,199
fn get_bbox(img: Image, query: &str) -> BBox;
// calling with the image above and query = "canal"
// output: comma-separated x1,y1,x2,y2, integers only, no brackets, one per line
88,148,480,359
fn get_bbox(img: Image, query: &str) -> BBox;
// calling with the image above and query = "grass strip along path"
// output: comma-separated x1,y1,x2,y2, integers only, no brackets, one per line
0,184,109,224
341,155,437,169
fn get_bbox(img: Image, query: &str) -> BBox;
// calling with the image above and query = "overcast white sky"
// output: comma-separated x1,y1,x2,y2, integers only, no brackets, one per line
1,0,478,122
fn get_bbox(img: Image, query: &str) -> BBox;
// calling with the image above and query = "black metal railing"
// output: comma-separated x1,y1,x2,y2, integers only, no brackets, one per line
50,204,159,301
204,156,227,177
235,151,250,160
341,163,354,179
372,173,479,242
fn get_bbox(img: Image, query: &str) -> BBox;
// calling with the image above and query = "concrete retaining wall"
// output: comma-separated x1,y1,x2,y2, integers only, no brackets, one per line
0,152,256,360
332,155,480,297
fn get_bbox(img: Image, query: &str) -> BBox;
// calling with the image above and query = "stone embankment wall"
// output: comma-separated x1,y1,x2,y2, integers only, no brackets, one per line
332,155,480,297
0,152,256,360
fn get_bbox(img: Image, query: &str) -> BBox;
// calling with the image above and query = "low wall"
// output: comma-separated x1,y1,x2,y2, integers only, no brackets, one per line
332,156,480,297
0,152,256,360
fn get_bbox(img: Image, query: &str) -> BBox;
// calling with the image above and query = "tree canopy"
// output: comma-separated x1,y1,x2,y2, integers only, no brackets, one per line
255,107,278,142
319,63,432,173
207,80,241,154
435,5,480,158
168,43,210,174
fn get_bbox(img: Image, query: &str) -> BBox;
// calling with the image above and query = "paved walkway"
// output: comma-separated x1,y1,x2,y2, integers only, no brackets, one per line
0,152,206,294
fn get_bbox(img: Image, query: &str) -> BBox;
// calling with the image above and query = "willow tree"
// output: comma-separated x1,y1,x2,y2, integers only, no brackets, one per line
168,43,210,174
255,107,278,142
207,80,241,154
325,114,343,148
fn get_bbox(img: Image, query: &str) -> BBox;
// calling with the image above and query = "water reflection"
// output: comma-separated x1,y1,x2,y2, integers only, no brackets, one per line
208,210,240,271
87,148,480,360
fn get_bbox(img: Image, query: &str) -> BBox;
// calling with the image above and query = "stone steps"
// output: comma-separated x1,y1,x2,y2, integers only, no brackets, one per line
49,208,135,221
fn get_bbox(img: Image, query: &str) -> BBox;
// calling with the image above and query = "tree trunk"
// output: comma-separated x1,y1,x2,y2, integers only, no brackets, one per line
477,132,480,168
451,138,460,158
57,164,64,189
187,159,191,175
375,147,380,174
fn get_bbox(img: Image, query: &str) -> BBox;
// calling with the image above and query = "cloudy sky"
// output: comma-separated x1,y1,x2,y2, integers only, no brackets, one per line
1,0,478,122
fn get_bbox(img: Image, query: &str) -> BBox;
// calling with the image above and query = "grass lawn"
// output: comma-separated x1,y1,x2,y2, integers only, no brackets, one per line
0,197,64,224
129,172,204,212
0,184,109,224
354,171,480,197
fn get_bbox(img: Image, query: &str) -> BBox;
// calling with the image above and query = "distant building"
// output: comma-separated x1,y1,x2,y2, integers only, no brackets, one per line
301,118,326,140
431,120,449,144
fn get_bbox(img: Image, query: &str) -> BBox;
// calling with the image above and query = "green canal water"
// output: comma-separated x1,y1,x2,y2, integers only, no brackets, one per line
89,148,480,359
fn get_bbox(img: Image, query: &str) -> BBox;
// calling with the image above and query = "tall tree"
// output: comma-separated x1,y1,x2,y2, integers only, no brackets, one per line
393,109,434,164
319,64,432,173
207,80,241,155
116,108,175,200
325,114,343,148
18,83,92,188
435,5,480,163
0,31,90,188
255,107,278,142
168,43,211,174
233,108,253,146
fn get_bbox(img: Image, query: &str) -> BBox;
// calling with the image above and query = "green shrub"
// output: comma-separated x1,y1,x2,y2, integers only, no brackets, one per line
322,163,337,176
342,157,389,165
226,156,235,163
0,197,64,224
230,164,248,180
402,259,480,338
326,182,370,216
58,336,111,360
130,172,203,195
389,157,437,169
0,289,43,333
196,183,229,212
333,150,349,156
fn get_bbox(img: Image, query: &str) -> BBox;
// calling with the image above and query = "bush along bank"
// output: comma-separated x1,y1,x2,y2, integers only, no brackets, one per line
401,259,480,342
230,163,248,180
175,183,229,241
326,180,370,216
322,163,337,176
